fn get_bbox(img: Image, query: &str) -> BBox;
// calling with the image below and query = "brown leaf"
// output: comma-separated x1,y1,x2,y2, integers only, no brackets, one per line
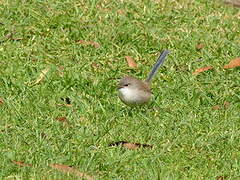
117,9,125,15
212,101,230,110
125,56,137,68
12,160,32,167
12,37,23,41
58,66,65,77
192,66,213,75
223,101,230,108
91,62,101,69
223,57,240,69
109,141,152,150
32,68,50,85
50,164,93,180
122,143,140,149
56,116,67,123
212,105,220,110
57,104,72,107
41,132,47,139
0,98,4,105
196,43,204,51
0,30,21,43
4,31,16,39
77,40,100,48
216,175,227,180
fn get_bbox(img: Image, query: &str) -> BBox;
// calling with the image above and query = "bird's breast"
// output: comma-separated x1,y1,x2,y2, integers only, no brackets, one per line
118,87,152,105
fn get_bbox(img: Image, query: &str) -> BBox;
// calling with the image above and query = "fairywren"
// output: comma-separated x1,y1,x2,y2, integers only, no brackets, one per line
118,50,170,106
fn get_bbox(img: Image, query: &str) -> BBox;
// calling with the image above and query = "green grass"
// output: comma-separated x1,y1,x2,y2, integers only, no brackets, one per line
0,0,240,179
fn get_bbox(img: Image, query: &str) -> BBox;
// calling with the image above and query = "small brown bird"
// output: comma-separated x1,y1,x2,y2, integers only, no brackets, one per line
118,50,170,106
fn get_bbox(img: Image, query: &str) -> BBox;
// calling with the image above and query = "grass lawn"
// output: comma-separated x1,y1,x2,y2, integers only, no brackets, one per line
0,0,240,179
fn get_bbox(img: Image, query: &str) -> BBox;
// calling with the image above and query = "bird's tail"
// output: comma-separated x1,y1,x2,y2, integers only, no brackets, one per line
146,50,170,82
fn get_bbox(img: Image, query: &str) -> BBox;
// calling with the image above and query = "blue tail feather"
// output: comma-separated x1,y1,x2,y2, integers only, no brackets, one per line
146,50,170,82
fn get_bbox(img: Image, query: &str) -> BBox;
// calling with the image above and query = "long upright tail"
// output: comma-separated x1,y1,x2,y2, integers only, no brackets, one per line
146,50,170,82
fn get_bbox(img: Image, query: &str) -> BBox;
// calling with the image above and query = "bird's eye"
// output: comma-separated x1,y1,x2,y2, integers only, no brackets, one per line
124,83,130,87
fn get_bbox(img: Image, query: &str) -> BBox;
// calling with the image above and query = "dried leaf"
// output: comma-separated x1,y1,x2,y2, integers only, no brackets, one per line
212,101,230,110
50,164,93,180
1,31,22,43
117,9,125,15
91,62,101,69
77,40,100,48
196,43,204,51
58,66,65,77
216,175,227,180
57,104,72,107
56,116,67,123
223,57,240,69
125,56,137,68
212,105,220,110
192,66,213,75
109,141,152,150
5,31,15,39
12,160,32,167
33,68,49,85
12,37,23,41
223,101,230,108
41,132,47,139
0,98,3,105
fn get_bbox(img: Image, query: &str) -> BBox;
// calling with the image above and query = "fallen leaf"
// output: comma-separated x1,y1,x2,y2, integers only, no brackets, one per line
212,105,220,110
91,62,101,69
5,31,15,39
58,66,65,77
58,66,64,71
56,116,67,123
196,43,204,51
1,31,22,43
12,160,32,167
109,141,152,150
50,164,93,180
125,56,137,68
192,66,213,75
57,104,72,107
117,9,125,15
0,98,3,105
212,101,230,110
41,132,47,139
12,37,23,41
223,57,240,69
32,68,49,85
216,175,227,180
77,40,100,48
223,101,230,108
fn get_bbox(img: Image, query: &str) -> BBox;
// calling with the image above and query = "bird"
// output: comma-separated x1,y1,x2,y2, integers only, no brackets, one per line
118,50,170,106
